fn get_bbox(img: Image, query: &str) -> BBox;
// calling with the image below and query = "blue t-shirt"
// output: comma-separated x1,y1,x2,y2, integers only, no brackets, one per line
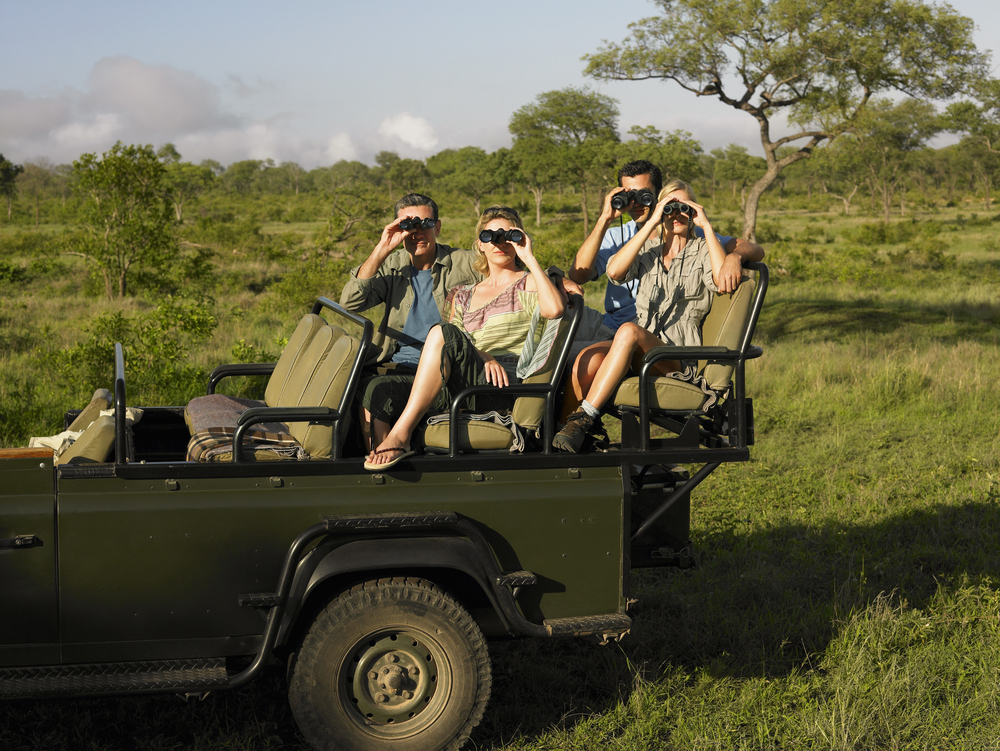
392,269,441,366
595,220,733,331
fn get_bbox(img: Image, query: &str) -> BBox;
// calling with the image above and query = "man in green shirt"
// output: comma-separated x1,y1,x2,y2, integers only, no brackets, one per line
340,193,482,366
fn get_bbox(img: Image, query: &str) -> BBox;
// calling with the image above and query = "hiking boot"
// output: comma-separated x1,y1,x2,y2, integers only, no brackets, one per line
552,411,594,453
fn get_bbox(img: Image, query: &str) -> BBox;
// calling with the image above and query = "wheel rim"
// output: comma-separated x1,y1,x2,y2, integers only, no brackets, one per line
341,627,451,739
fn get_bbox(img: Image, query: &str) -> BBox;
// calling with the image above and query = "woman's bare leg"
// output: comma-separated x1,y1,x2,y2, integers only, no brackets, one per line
560,341,612,422
367,326,451,466
581,323,676,413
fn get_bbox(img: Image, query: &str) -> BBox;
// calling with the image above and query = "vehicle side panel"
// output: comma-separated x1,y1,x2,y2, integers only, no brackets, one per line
0,452,59,666
53,464,624,664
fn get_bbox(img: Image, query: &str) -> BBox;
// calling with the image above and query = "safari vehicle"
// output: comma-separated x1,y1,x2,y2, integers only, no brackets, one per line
0,263,767,751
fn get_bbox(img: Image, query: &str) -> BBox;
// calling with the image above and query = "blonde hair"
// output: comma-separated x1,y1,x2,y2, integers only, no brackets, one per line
472,205,526,276
658,179,696,243
658,179,696,203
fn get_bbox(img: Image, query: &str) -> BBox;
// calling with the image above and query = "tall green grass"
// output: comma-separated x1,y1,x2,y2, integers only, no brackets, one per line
1,208,1000,749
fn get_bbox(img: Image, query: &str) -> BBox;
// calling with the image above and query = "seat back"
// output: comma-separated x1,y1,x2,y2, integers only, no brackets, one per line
58,415,115,465
288,329,361,458
264,313,328,407
699,270,757,390
67,388,113,432
512,303,581,431
273,325,343,409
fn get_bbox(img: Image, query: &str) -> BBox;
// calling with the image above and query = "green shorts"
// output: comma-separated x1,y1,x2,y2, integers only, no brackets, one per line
361,323,512,423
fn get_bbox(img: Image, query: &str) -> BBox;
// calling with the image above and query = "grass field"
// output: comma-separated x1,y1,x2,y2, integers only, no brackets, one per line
2,206,999,749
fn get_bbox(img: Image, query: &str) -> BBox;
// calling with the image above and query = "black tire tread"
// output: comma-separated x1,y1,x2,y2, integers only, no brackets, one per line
288,576,491,751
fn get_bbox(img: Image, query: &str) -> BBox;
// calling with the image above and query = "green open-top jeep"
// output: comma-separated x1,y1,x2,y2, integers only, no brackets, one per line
0,264,766,751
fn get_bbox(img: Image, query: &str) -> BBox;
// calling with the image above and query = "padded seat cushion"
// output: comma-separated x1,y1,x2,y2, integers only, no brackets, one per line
288,332,360,459
67,388,113,432
265,314,328,406
613,376,708,411
58,415,115,465
423,420,514,451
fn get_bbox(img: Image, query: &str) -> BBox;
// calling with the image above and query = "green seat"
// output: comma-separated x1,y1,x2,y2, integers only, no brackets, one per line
612,266,768,451
614,270,759,411
58,415,115,465
423,295,583,454
67,388,113,432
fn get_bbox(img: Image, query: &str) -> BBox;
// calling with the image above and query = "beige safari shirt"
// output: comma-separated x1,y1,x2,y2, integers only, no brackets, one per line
611,236,718,347
339,242,482,363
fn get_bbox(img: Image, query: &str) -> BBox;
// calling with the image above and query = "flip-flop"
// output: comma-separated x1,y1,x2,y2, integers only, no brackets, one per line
363,446,415,471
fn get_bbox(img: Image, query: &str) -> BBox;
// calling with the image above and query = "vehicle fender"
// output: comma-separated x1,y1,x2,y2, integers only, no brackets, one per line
276,535,506,647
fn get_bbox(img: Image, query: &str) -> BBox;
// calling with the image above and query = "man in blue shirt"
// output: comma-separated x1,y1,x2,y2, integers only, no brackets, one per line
561,160,764,421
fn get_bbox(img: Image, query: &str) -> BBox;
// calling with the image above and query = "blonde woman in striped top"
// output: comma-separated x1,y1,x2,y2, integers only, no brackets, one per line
364,206,564,470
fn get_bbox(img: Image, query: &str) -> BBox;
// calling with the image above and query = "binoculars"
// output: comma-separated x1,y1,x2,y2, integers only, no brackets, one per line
399,216,436,231
611,189,655,211
478,228,524,245
663,201,695,220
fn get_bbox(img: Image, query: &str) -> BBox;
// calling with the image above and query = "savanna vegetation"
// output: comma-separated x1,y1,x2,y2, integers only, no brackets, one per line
1,0,999,741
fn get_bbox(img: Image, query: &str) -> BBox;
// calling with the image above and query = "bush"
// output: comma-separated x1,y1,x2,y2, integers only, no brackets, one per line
50,298,217,405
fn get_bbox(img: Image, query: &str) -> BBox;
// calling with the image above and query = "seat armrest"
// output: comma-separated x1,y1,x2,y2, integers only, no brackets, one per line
232,406,340,462
443,382,558,458
642,345,732,363
207,363,277,394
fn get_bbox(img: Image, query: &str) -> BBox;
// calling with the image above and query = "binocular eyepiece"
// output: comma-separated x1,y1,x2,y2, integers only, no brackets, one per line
663,201,695,220
611,189,655,211
478,228,524,245
399,216,437,231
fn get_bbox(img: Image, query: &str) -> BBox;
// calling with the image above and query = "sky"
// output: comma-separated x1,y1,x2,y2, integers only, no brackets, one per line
2,0,998,169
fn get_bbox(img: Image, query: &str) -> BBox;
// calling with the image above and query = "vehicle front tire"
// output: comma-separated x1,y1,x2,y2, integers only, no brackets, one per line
288,577,491,751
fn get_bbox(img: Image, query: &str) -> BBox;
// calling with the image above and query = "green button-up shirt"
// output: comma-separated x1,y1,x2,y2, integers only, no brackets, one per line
339,242,482,363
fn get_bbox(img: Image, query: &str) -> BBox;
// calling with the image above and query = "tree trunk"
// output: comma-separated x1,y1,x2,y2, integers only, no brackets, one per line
579,181,590,239
529,186,544,226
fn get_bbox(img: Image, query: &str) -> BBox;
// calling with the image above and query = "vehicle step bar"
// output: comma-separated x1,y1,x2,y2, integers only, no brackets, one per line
0,658,228,699
495,571,537,587
542,614,632,640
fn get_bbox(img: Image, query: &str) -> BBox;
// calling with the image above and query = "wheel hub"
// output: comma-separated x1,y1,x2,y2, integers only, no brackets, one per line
348,632,438,726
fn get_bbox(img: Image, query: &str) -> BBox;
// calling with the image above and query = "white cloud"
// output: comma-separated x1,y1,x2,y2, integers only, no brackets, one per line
325,133,357,162
378,113,438,151
0,90,72,140
52,113,125,149
1,57,359,168
84,56,236,134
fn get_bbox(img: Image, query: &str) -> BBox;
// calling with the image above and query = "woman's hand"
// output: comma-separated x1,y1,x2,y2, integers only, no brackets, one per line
511,229,535,267
480,352,509,387
683,198,713,233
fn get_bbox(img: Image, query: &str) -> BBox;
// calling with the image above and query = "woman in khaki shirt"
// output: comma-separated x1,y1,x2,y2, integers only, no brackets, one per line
552,180,728,453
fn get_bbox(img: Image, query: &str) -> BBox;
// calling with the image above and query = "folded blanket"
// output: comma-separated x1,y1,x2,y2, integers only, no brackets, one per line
187,426,308,463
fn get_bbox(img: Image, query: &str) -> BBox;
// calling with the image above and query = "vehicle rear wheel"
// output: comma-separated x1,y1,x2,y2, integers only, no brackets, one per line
288,577,491,751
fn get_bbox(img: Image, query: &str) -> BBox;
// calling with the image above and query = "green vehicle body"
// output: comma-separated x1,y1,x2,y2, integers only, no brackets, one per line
0,269,765,750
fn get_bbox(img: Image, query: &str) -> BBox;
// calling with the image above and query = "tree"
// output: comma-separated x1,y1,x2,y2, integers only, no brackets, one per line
163,161,215,221
833,99,940,222
584,0,988,241
73,142,175,298
710,145,766,210
0,154,24,220
17,158,55,226
510,87,620,236
944,77,1000,154
427,147,501,216
619,126,704,183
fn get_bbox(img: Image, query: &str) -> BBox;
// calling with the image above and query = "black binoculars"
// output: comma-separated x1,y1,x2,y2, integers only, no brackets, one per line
478,228,524,245
663,201,695,220
611,189,655,211
399,216,436,231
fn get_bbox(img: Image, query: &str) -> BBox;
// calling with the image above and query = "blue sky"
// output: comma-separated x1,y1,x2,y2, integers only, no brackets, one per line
2,0,997,168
